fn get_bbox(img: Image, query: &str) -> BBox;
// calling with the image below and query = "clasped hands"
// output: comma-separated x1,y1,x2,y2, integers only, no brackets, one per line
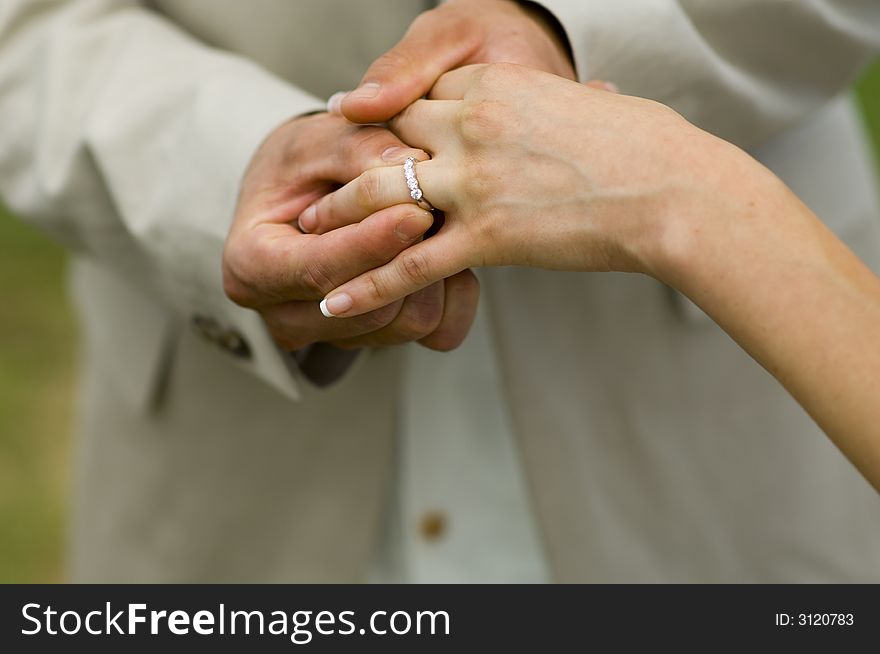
224,0,694,353
222,0,576,352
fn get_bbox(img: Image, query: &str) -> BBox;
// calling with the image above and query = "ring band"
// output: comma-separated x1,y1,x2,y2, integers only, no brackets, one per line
404,157,435,212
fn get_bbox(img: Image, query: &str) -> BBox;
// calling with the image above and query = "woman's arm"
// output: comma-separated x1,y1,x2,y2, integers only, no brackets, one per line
653,144,880,492
306,63,880,489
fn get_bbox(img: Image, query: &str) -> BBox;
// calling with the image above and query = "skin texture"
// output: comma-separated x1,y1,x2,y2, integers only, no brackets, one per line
224,0,573,352
315,63,880,491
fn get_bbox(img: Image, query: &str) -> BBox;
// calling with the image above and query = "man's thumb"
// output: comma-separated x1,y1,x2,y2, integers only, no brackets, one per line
340,20,473,124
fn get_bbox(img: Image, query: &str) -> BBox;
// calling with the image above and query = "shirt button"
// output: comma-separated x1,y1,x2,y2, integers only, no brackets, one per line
191,316,251,360
192,315,223,343
219,329,252,359
418,510,448,543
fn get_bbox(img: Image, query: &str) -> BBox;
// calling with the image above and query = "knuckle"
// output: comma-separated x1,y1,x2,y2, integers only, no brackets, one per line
400,250,433,287
354,169,382,210
265,318,312,352
360,303,400,331
309,196,341,235
346,126,392,159
460,154,494,202
221,234,264,306
422,332,464,352
446,267,480,301
364,272,390,306
370,48,416,80
470,207,505,264
394,297,444,340
221,265,251,307
456,99,505,144
221,246,250,305
413,7,473,41
298,255,338,298
411,7,438,27
482,62,520,83
274,331,310,353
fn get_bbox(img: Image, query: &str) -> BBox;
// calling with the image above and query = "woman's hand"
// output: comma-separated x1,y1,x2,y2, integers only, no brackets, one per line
301,63,723,318
298,64,880,490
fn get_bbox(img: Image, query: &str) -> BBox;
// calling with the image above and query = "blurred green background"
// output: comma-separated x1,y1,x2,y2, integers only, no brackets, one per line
0,197,75,582
861,59,880,156
1,62,880,583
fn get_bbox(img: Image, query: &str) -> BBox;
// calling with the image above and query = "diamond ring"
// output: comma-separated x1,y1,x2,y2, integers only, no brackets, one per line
404,157,435,212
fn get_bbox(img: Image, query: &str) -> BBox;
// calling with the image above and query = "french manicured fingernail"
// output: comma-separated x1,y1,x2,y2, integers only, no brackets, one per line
347,82,380,100
603,81,620,94
395,213,432,242
298,205,317,233
327,91,347,114
320,293,352,318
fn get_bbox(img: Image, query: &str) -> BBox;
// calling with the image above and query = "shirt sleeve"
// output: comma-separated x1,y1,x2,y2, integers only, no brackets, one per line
0,0,328,400
536,0,880,147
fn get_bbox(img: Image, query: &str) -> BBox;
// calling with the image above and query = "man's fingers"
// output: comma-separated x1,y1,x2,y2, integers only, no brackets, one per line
308,123,428,191
297,204,437,299
300,161,450,235
418,269,480,352
263,299,405,352
339,10,477,124
319,230,471,318
327,282,445,349
294,116,428,189
333,272,480,350
230,204,435,305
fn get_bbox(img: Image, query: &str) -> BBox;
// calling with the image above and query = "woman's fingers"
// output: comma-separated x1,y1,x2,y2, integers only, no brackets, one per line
388,99,457,152
428,64,488,100
299,159,450,234
585,79,620,93
320,230,471,318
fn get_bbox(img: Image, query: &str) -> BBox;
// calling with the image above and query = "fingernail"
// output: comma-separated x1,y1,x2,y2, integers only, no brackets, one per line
320,293,352,318
327,91,347,115
348,82,381,100
603,81,620,94
395,213,432,242
298,205,317,233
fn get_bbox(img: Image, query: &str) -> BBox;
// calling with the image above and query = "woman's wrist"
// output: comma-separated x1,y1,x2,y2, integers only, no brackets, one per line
634,133,787,292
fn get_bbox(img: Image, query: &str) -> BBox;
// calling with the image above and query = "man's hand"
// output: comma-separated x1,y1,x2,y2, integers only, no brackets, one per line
333,0,575,124
222,112,479,352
